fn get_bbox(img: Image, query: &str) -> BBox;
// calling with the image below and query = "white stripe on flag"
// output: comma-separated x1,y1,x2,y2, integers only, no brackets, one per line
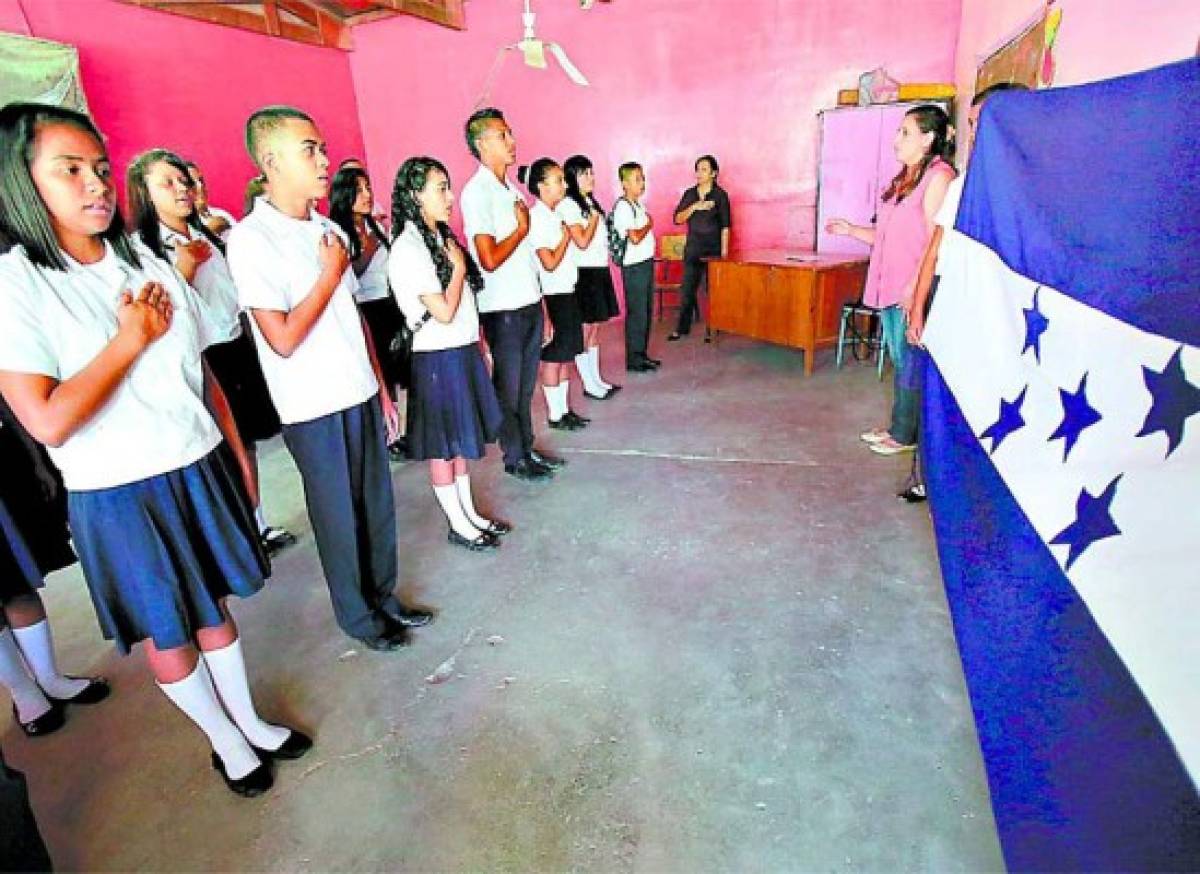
926,231,1200,786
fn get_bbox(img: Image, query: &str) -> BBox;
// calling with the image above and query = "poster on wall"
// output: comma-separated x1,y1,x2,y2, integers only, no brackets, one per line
975,3,1062,92
0,33,89,112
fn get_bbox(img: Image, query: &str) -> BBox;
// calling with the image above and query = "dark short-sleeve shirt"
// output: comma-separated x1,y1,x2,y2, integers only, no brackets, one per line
675,184,732,258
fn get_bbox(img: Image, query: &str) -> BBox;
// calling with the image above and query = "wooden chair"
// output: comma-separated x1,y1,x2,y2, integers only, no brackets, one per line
653,234,687,320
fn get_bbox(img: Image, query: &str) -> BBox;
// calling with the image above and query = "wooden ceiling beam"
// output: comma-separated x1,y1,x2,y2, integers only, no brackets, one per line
373,0,466,31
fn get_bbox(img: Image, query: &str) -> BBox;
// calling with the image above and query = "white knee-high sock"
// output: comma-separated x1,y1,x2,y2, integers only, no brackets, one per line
0,628,52,723
557,380,572,415
574,351,606,396
544,383,567,421
454,474,490,530
156,661,259,779
201,638,289,751
12,619,88,700
588,346,613,391
434,483,480,539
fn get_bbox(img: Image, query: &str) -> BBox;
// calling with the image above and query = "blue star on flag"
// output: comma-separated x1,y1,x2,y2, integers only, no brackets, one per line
1050,476,1122,571
1022,288,1050,362
980,386,1028,454
1136,347,1200,458
1049,373,1102,460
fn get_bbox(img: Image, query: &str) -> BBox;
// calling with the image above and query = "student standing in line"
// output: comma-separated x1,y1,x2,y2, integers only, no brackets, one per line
560,155,621,400
670,154,731,342
0,103,309,798
185,160,237,241
612,163,661,373
227,106,433,652
521,158,591,432
329,165,409,460
1,399,109,738
826,105,955,457
126,148,297,557
459,107,566,482
389,156,509,552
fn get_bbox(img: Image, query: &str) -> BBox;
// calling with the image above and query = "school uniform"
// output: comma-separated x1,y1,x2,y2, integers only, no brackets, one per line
206,205,237,242
226,198,402,642
0,241,267,655
555,196,619,323
0,401,75,605
460,166,544,468
352,232,407,395
388,223,502,461
530,200,585,363
150,223,281,446
612,198,656,368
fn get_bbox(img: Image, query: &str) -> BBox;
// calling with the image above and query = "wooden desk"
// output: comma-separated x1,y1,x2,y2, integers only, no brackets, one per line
708,251,868,375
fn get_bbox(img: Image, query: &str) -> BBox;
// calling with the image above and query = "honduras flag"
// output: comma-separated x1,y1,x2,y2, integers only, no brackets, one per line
922,59,1199,871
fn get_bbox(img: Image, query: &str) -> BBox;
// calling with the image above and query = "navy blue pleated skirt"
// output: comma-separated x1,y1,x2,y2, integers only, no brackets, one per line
67,446,268,655
0,496,72,604
406,343,503,461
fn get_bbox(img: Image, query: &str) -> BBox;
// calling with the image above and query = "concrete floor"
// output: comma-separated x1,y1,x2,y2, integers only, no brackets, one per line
5,323,1003,872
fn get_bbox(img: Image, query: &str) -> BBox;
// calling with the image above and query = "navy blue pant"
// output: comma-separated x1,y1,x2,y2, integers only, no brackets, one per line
480,302,543,467
621,260,654,367
282,399,399,639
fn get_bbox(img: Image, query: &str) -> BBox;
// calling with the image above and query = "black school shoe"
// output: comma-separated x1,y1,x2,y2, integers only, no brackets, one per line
504,458,554,480
447,528,500,551
548,416,582,431
529,449,566,469
13,702,65,737
252,729,313,761
564,411,590,427
211,752,273,798
46,676,110,706
383,603,435,628
355,621,411,651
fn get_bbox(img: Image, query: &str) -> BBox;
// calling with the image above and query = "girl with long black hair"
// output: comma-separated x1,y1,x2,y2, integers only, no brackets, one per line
0,104,309,798
329,167,408,460
127,148,296,557
388,157,509,551
560,155,621,399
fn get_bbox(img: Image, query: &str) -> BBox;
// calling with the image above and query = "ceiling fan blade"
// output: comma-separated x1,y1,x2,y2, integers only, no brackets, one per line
546,42,589,86
521,38,548,69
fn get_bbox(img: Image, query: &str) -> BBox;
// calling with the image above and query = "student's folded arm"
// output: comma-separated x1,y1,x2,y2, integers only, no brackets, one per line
566,213,599,248
537,230,571,271
628,222,653,245
247,268,342,358
473,231,524,273
0,339,143,448
419,270,466,324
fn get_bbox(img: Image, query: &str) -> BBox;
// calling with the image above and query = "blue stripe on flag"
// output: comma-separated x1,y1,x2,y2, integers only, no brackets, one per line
957,58,1200,348
923,358,1200,871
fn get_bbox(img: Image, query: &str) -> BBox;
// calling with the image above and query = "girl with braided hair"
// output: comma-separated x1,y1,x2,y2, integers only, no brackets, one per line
388,157,509,552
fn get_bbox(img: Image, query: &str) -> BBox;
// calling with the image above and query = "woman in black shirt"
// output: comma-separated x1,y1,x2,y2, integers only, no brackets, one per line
670,155,731,341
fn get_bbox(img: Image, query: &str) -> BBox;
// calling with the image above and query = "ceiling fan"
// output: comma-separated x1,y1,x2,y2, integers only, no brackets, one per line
475,0,593,106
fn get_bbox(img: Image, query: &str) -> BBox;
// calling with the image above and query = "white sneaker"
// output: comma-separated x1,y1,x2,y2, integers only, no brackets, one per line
869,438,916,456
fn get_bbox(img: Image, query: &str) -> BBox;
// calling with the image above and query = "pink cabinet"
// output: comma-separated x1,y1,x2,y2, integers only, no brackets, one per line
815,103,936,255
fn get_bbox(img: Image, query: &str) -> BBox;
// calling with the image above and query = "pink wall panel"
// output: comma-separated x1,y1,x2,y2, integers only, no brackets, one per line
955,0,1198,101
349,0,961,253
1,0,365,219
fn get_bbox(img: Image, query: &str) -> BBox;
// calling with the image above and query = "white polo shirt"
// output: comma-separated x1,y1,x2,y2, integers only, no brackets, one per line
208,205,237,242
0,240,223,491
459,165,540,313
353,240,391,304
612,198,655,266
529,200,578,296
555,196,608,268
387,223,480,352
147,223,240,343
226,199,378,425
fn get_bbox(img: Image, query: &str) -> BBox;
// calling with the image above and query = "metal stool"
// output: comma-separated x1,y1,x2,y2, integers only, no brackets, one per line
836,300,888,379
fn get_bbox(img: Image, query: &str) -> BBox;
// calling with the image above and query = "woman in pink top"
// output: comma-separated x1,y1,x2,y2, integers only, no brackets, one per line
827,105,955,455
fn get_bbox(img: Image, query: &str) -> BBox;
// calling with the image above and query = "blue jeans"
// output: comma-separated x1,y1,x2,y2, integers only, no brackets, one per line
880,306,919,445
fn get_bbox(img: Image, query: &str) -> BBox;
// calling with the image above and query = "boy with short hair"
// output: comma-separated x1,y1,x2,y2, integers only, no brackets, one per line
612,163,660,373
226,105,431,651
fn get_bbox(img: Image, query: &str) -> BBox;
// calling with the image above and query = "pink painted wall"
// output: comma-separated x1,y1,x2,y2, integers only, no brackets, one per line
955,0,1198,100
1,0,365,218
349,0,961,253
